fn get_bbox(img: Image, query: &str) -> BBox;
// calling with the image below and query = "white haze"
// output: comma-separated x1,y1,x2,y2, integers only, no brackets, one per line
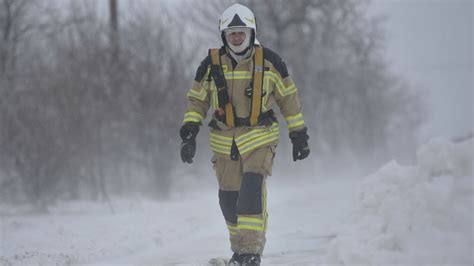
1,1,473,265
370,0,473,140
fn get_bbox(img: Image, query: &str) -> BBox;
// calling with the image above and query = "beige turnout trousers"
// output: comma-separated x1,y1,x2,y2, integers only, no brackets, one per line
212,145,276,255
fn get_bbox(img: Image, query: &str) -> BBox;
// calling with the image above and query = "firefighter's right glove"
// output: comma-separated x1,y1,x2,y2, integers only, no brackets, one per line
180,122,200,164
289,127,310,161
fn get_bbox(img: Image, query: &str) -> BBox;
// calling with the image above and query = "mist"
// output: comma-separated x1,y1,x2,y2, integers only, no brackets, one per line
0,0,472,265
370,0,473,140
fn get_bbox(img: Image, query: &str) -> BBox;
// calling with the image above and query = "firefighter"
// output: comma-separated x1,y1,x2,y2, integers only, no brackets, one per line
179,3,310,265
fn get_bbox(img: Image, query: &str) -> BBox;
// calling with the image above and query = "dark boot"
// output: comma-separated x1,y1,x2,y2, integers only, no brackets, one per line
228,253,243,265
240,254,261,266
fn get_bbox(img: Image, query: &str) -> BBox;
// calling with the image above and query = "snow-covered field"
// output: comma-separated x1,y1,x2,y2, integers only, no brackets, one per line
0,137,472,265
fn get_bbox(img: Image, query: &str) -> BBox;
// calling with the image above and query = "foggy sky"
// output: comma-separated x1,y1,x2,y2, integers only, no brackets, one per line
370,0,473,140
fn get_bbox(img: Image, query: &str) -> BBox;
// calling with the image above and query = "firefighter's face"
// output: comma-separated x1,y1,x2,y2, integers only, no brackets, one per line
227,31,246,46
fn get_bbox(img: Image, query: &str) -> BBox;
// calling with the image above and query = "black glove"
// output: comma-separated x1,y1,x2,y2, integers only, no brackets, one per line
289,127,310,161
181,140,196,164
180,122,200,163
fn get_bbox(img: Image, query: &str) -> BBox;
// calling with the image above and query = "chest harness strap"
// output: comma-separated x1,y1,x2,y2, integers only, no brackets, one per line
209,46,264,127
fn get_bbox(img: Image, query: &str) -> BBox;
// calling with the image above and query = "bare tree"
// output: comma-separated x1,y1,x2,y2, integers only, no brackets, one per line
0,0,425,209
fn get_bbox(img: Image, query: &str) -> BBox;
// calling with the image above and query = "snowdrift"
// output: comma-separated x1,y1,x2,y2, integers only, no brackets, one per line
325,137,473,265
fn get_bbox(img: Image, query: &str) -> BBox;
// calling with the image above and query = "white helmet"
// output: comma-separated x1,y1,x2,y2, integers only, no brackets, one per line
219,4,259,52
219,4,257,32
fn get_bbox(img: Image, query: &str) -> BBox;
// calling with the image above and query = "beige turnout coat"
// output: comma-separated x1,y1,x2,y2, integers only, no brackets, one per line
183,45,306,160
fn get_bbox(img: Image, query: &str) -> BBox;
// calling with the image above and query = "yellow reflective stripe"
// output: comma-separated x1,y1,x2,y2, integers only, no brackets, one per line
262,78,270,111
230,76,252,80
238,225,264,231
187,87,207,101
209,132,233,142
283,84,297,95
235,128,271,145
224,75,252,80
211,88,218,109
211,144,230,155
239,217,264,224
235,123,279,154
210,138,232,147
183,117,200,123
285,113,302,122
208,80,219,109
210,144,231,154
237,130,276,149
209,133,233,154
202,81,210,91
288,120,305,129
226,71,252,75
239,132,279,154
245,17,255,24
214,92,218,108
266,72,297,96
235,122,277,141
285,113,305,129
183,112,204,123
263,184,268,232
223,71,253,80
239,221,263,227
227,223,237,236
238,216,265,232
265,72,285,95
210,143,231,154
209,79,216,90
227,223,238,229
237,133,271,149
185,111,204,120
239,132,279,155
224,73,252,77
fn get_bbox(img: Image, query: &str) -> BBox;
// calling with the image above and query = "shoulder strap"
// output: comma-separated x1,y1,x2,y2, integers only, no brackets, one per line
209,48,235,127
250,46,264,126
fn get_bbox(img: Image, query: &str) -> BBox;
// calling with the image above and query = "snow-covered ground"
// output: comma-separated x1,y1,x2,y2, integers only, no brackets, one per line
0,137,472,265
325,138,473,265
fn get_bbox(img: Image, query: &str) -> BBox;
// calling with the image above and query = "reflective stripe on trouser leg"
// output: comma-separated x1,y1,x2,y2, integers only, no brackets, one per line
236,172,267,255
218,190,239,252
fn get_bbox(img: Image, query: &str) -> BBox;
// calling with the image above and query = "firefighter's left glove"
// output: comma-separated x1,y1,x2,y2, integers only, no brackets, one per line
289,127,310,161
180,122,200,164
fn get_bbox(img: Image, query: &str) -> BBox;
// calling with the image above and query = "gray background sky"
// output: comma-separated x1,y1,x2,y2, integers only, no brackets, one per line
370,0,473,140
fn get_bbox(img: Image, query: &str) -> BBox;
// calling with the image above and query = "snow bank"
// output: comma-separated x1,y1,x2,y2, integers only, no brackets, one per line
325,137,473,265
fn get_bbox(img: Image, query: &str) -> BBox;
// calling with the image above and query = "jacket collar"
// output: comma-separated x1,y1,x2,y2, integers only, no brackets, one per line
225,45,256,68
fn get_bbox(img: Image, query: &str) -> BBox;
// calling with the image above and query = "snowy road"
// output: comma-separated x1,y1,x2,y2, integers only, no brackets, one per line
1,137,472,265
0,177,356,265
